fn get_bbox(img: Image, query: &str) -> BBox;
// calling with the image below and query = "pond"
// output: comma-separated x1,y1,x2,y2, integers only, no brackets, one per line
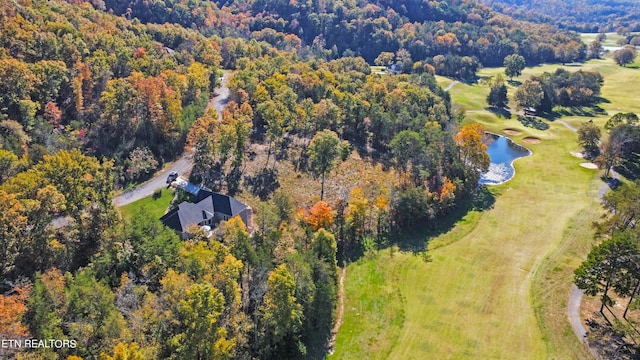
480,133,531,185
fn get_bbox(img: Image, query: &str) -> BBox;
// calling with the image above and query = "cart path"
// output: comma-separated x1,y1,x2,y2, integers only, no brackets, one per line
444,80,460,92
328,266,346,354
567,164,618,348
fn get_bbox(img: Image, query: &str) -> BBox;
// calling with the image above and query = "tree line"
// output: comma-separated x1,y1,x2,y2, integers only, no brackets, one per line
0,147,342,358
576,112,640,179
574,180,640,355
482,0,640,33
488,68,604,113
100,0,586,73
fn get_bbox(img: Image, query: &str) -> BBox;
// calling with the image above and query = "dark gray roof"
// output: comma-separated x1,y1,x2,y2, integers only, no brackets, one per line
160,190,250,233
160,207,183,232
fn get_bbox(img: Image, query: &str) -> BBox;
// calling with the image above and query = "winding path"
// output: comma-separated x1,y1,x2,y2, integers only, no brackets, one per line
444,80,460,92
112,72,231,207
557,120,578,133
561,113,621,348
568,284,587,340
328,267,346,354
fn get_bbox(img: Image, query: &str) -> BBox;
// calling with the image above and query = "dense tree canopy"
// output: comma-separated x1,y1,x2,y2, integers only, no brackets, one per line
0,1,503,358
517,68,604,113
102,0,585,70
482,0,640,32
0,0,220,186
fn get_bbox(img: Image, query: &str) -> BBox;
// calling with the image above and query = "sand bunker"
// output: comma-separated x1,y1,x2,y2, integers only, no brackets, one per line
503,128,522,136
570,151,585,158
522,136,541,144
580,162,598,169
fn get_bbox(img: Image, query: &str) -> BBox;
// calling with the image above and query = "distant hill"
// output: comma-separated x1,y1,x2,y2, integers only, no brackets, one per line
480,0,640,32
100,0,585,67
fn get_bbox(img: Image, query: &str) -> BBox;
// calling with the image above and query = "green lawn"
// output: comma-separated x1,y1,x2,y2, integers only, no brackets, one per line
435,75,454,89
581,32,632,48
119,188,174,221
333,120,599,358
332,58,640,359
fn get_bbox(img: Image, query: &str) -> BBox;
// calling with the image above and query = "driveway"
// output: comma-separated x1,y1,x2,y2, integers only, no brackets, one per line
112,72,231,207
112,156,193,207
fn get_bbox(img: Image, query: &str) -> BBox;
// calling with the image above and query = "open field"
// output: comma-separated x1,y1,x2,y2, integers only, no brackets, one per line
580,32,634,49
119,187,174,221
332,58,640,358
468,58,640,130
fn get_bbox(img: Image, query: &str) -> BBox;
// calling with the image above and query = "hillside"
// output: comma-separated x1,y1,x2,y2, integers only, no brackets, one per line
0,0,223,186
0,1,493,359
481,0,640,32
100,0,585,68
4,0,638,358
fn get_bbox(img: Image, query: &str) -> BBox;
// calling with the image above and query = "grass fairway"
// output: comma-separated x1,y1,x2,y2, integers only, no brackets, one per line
333,121,599,358
331,58,640,358
119,188,174,221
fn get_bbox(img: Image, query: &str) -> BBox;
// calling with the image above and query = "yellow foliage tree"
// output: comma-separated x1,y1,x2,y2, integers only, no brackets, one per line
99,343,145,360
453,123,490,186
346,186,369,239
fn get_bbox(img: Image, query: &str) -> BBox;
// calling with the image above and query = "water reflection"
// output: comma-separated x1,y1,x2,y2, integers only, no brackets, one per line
480,133,531,185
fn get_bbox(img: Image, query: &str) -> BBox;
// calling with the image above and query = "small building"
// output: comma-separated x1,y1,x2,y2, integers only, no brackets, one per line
160,187,252,237
387,64,402,75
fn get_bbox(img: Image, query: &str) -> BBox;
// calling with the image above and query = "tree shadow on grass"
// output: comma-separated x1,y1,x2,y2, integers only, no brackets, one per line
507,79,522,87
518,115,550,130
393,186,496,254
585,312,640,359
244,168,280,200
486,106,512,119
339,187,496,265
553,105,607,117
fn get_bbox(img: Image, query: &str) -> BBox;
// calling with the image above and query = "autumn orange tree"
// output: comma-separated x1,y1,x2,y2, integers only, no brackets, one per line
305,201,334,231
0,284,31,339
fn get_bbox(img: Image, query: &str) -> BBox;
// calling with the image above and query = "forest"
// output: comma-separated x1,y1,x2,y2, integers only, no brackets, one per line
0,0,220,186
99,0,586,71
0,0,504,358
481,0,640,32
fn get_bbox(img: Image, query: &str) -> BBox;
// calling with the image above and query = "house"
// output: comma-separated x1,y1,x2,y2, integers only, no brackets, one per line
387,64,402,74
160,187,252,237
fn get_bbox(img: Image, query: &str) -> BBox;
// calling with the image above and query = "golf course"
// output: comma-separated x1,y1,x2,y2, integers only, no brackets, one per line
331,55,640,359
